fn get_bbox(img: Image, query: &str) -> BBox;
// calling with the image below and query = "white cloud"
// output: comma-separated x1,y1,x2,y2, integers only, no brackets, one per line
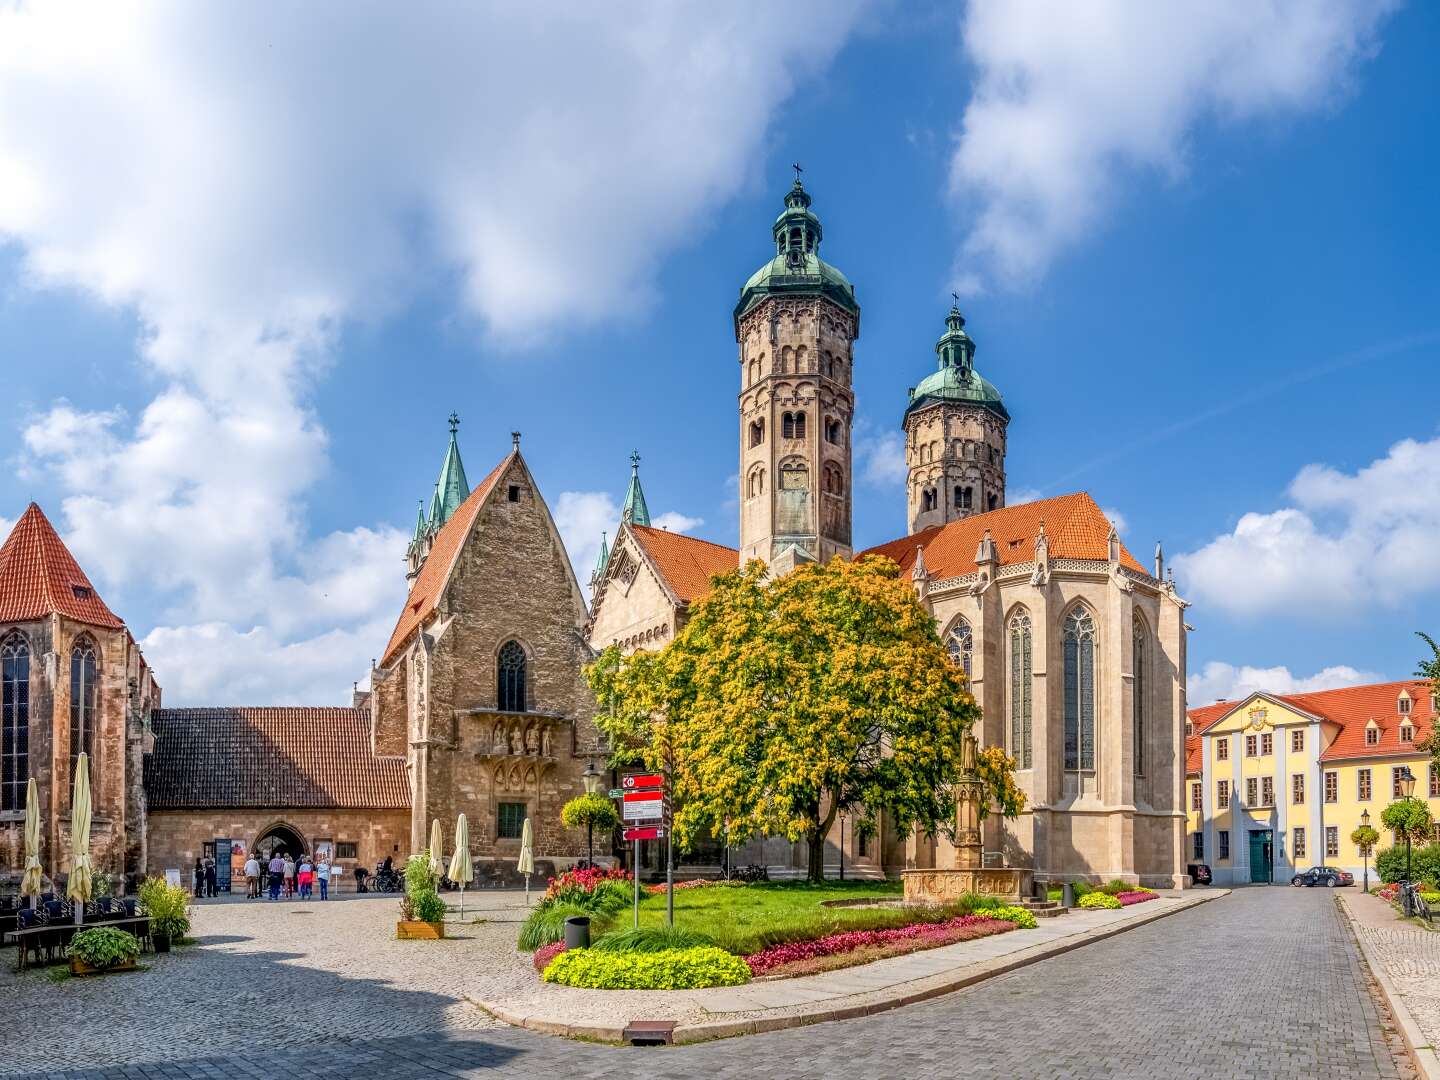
857,428,908,489
0,3,864,702
553,491,620,598
950,0,1396,290
1008,487,1044,506
1174,435,1440,618
1188,661,1384,706
651,511,704,534
1101,507,1129,537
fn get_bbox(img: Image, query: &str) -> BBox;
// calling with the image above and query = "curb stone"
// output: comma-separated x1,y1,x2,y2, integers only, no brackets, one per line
1338,893,1440,1080
473,889,1226,1044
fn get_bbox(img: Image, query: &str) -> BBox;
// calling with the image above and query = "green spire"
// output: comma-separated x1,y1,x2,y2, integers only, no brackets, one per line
621,450,651,527
411,499,427,543
594,530,609,576
428,412,470,527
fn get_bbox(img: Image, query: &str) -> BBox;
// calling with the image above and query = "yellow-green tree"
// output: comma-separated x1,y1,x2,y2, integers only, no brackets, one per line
588,555,1022,883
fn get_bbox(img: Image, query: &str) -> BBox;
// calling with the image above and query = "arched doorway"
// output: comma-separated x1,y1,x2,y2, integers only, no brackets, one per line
254,822,308,862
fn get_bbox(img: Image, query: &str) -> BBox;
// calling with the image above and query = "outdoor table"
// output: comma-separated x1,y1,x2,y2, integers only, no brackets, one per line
3,915,152,972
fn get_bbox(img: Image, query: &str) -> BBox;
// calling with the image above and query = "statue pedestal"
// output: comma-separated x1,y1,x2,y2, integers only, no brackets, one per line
902,866,1032,903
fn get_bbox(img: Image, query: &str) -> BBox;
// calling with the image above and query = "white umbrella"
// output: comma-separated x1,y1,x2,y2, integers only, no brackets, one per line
20,777,42,909
428,818,444,878
447,813,473,917
518,817,535,905
67,753,93,923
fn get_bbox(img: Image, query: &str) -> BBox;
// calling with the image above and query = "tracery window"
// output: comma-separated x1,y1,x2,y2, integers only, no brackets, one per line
70,637,98,785
782,412,806,439
1009,611,1033,768
1132,616,1146,777
497,640,527,713
1063,606,1096,771
945,618,972,677
1,633,28,812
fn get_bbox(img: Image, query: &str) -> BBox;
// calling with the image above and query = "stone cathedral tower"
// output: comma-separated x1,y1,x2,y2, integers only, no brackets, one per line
905,306,1009,533
735,174,859,571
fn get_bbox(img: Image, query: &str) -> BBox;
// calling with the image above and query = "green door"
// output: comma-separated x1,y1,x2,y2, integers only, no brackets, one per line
1249,830,1273,884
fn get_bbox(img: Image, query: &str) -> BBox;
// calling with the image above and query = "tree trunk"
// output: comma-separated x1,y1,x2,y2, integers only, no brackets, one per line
806,796,841,885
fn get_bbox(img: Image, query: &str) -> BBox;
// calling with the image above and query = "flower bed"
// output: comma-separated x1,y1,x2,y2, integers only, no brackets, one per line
644,878,742,895
544,866,631,904
533,941,566,973
542,945,751,989
744,914,1018,977
1116,890,1158,906
1077,892,1121,910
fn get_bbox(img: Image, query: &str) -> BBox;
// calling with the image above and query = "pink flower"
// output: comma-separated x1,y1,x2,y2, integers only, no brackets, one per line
744,915,1017,976
1116,891,1158,906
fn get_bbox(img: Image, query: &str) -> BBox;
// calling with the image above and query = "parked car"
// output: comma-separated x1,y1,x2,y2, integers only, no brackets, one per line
1187,862,1212,885
1291,866,1354,888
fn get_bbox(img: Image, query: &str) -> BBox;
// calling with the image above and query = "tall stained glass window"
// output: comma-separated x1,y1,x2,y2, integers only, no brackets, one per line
945,618,973,677
70,637,98,786
1,633,29,812
1009,611,1033,768
497,640,527,713
1063,607,1096,771
1132,616,1146,777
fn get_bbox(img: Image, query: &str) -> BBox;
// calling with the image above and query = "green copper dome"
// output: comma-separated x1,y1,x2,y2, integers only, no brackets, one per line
905,307,1009,422
734,176,859,335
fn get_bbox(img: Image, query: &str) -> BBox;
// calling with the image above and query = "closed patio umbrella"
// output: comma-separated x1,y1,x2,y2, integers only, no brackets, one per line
447,813,473,917
428,818,444,879
67,752,93,923
518,817,535,906
20,777,42,909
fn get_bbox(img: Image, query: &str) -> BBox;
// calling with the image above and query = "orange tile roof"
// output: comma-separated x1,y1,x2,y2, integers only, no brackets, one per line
630,525,739,604
1184,700,1233,776
861,492,1147,580
381,453,512,666
0,503,123,630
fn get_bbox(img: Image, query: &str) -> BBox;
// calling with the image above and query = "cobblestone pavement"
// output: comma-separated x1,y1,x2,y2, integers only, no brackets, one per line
1,886,1406,1079
1349,897,1440,1053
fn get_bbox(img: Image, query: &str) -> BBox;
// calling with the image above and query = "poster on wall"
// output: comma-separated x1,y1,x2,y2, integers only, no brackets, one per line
164,868,182,889
230,839,248,879
215,838,233,893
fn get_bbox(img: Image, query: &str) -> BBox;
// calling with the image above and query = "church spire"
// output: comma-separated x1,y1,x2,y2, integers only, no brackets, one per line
428,413,470,527
621,450,651,527
593,531,610,580
411,499,427,543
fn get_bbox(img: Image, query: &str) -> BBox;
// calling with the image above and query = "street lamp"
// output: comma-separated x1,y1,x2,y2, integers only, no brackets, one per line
1361,808,1371,894
582,760,602,867
1399,765,1418,887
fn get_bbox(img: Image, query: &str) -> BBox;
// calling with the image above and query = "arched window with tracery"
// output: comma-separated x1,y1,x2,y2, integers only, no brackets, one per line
1009,611,1032,768
782,412,806,440
497,640,527,713
1063,606,1097,771
1,633,29,812
945,618,973,677
70,637,98,784
1132,615,1147,777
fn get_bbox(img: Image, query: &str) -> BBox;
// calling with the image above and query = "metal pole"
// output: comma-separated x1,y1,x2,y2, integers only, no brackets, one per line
632,837,640,929
666,830,674,927
839,815,845,882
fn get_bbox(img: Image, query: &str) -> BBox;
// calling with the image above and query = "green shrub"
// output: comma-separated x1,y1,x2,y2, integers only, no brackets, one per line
1078,892,1121,910
591,925,716,953
560,793,621,833
67,926,140,969
399,850,447,924
1098,879,1131,896
981,904,1038,929
1421,890,1440,906
543,946,751,989
137,877,191,940
1068,881,1095,899
1377,844,1440,888
405,851,439,897
518,902,615,951
405,891,447,923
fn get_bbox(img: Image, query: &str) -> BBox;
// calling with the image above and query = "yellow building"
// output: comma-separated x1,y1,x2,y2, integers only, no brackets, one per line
1186,679,1438,886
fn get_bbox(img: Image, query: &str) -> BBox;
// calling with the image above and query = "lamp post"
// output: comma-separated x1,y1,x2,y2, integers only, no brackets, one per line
582,759,602,867
1400,765,1418,886
1361,808,1371,894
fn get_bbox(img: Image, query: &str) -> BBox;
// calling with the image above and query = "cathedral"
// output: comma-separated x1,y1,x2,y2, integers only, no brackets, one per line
0,174,1189,893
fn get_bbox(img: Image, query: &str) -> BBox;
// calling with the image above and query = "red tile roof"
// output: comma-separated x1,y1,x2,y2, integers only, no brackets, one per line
381,453,512,666
1184,700,1234,776
0,503,123,630
145,707,409,810
861,493,1146,579
630,525,739,604
1186,680,1437,765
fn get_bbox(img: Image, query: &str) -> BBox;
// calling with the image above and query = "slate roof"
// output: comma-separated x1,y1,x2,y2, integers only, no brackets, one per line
861,492,1147,579
383,452,513,666
0,503,124,630
145,707,410,810
630,525,739,604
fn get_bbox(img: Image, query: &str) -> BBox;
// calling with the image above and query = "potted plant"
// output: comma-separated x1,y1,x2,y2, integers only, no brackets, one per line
67,926,141,976
397,850,447,939
137,876,192,952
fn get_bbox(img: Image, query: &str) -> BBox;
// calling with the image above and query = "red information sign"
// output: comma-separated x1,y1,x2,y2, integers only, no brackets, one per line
623,826,665,841
622,773,664,791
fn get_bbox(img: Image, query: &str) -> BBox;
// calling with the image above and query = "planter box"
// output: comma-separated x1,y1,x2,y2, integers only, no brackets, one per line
69,956,138,977
396,920,445,940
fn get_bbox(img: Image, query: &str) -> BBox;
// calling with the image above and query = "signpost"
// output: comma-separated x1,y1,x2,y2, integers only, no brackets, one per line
622,826,665,841
616,772,671,928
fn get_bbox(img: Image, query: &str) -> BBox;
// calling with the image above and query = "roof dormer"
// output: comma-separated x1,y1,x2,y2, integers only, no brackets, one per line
1399,689,1413,715
1364,719,1381,747
1400,720,1415,744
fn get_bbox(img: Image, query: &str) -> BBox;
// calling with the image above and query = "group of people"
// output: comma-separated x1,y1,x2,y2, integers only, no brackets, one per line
191,855,219,897
239,851,335,901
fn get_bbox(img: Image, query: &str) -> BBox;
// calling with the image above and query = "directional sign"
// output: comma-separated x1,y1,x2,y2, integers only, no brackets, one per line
608,789,625,799
622,773,665,791
623,826,665,841
622,795,665,822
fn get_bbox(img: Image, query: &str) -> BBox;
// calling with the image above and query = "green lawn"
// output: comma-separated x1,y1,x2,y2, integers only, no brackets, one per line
620,879,908,955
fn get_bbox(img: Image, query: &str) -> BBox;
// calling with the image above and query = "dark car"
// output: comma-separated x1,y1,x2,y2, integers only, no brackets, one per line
1291,866,1354,888
1187,862,1212,885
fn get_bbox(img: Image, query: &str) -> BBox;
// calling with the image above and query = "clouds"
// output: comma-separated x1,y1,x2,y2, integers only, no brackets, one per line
950,0,1396,290
1188,660,1383,706
856,423,908,489
0,3,863,703
1175,435,1440,618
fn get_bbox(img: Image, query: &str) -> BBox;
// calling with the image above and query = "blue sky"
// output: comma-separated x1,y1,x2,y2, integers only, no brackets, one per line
0,2,1436,705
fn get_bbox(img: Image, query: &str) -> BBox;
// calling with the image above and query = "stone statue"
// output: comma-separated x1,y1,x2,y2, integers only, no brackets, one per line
492,723,507,755
525,724,539,754
541,725,553,757
509,725,522,755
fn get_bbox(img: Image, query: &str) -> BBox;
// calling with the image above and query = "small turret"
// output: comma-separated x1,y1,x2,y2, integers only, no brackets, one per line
621,450,651,527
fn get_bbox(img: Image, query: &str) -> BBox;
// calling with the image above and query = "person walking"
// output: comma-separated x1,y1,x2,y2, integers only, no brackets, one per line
267,852,284,900
297,855,313,899
282,854,296,899
316,855,331,901
243,853,260,899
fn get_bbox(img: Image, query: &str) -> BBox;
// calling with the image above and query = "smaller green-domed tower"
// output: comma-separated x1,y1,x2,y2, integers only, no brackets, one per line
904,306,1009,533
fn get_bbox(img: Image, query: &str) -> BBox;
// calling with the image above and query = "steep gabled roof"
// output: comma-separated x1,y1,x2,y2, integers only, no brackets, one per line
629,526,739,605
145,708,409,810
382,453,512,665
0,503,123,630
861,492,1146,579
1184,700,1234,776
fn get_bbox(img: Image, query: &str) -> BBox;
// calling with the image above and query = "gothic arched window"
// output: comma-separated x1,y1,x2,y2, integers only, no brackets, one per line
1063,607,1097,771
783,412,807,440
1,633,29,812
1133,615,1147,777
497,640,527,713
70,637,98,784
1009,611,1032,768
945,618,973,677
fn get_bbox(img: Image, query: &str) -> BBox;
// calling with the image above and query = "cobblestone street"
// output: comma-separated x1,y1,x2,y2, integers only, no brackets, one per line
2,886,1406,1079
